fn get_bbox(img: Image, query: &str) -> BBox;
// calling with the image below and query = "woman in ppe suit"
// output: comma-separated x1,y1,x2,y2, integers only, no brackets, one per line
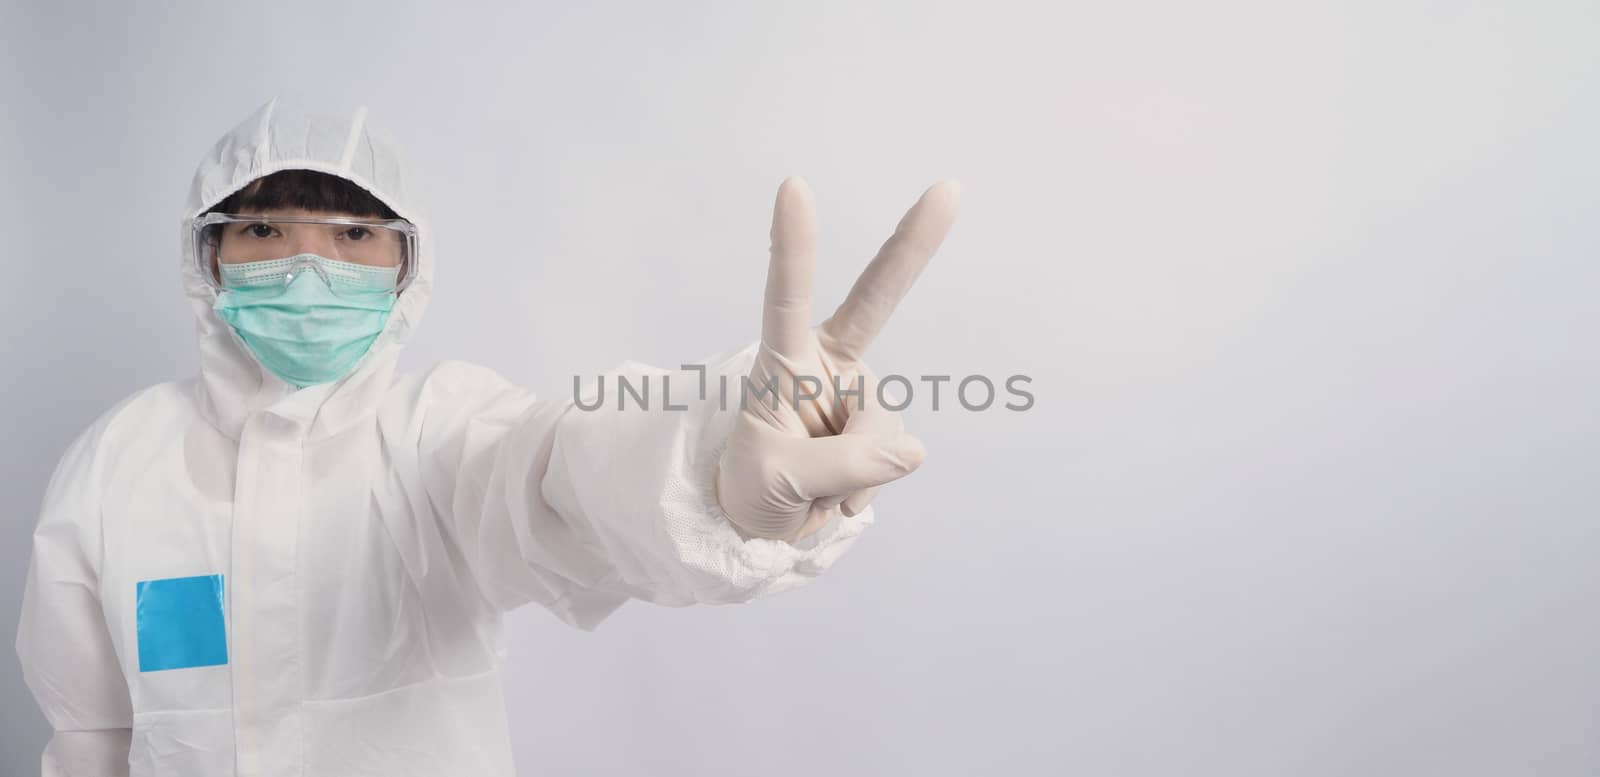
15,97,960,777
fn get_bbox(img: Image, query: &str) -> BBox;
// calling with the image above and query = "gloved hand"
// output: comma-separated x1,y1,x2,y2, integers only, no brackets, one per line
715,177,962,542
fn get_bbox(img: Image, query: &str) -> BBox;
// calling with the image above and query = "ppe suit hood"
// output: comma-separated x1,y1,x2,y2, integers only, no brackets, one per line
180,97,434,441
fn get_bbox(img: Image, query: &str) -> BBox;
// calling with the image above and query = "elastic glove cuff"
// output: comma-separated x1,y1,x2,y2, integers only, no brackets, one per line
659,339,872,601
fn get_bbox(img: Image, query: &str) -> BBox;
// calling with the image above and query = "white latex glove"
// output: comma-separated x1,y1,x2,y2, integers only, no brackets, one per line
715,177,962,542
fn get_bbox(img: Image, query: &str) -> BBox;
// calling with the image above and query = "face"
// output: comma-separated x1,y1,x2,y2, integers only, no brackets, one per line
214,208,406,269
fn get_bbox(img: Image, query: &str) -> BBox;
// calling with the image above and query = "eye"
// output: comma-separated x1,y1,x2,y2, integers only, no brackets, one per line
340,227,373,241
242,223,279,239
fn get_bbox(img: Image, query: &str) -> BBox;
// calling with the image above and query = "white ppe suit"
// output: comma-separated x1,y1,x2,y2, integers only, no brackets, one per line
15,98,870,777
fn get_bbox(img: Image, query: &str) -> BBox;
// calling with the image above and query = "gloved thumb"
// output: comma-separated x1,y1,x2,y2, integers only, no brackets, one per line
791,431,927,501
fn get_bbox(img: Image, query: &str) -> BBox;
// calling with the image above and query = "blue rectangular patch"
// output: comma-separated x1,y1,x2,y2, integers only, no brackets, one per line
135,574,228,672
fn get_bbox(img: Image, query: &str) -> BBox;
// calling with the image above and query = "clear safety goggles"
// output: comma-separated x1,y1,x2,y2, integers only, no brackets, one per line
191,213,418,294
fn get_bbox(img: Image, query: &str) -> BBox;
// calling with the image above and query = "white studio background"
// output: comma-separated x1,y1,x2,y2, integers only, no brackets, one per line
3,1,1598,775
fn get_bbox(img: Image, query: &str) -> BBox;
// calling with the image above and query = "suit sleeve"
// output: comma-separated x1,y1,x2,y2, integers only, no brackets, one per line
412,340,874,631
16,406,136,777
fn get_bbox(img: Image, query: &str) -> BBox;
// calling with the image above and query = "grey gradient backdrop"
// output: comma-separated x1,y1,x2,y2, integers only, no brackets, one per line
3,1,1598,775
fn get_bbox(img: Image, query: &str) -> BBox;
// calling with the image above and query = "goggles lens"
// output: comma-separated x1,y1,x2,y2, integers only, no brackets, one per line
195,214,416,289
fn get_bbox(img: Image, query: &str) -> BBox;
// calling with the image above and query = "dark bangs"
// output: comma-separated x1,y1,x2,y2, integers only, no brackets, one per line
207,169,399,219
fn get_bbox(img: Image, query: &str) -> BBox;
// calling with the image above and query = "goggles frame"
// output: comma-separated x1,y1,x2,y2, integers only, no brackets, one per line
191,212,419,293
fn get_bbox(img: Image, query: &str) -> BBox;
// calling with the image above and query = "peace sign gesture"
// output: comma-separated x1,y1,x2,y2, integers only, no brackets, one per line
715,177,962,542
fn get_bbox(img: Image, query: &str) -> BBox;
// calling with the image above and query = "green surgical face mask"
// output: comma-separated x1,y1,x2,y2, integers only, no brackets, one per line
212,254,399,389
